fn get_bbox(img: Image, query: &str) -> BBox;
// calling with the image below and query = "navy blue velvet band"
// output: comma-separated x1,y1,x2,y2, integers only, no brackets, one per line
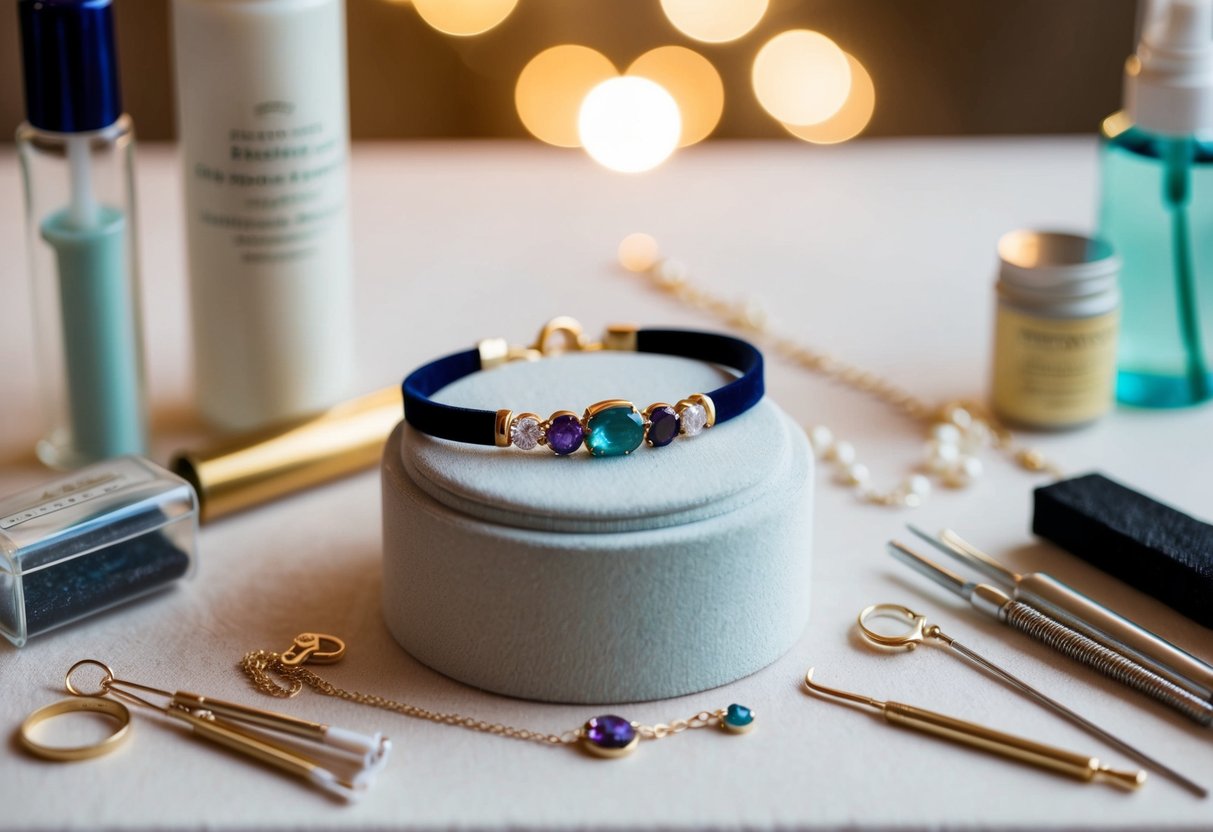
402,328,764,445
636,329,764,423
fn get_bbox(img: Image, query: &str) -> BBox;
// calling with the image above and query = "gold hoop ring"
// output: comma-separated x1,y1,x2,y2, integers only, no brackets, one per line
19,697,131,762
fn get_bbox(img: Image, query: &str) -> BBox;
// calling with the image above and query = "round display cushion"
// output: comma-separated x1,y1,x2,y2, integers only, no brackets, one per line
381,350,813,703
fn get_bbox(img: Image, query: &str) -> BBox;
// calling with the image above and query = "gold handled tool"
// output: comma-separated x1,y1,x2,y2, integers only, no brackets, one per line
856,603,1205,797
804,668,1147,790
63,657,390,800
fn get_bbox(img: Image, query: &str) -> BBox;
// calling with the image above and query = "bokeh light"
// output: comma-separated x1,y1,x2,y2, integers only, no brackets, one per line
660,0,768,43
752,30,852,126
411,0,518,36
516,45,618,148
578,77,682,173
618,233,660,272
783,54,875,144
628,46,724,147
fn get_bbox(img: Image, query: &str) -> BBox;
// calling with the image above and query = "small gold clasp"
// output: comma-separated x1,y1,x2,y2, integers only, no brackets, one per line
280,633,347,667
531,316,591,355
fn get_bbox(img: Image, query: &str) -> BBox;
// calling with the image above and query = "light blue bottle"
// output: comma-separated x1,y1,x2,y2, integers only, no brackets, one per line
1099,0,1213,408
17,0,147,467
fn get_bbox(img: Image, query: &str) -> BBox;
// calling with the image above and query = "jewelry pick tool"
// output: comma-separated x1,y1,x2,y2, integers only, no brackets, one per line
856,603,1207,797
803,668,1146,790
887,539,1213,728
63,656,391,801
908,525,1213,705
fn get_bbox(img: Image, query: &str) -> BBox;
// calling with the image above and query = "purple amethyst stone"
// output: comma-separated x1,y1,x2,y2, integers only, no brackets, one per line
647,406,680,447
546,414,585,455
583,714,637,754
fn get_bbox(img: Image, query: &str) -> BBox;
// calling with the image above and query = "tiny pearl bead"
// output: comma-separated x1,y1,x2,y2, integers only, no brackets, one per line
829,440,856,466
960,421,992,452
931,423,961,444
947,407,973,430
941,456,983,488
844,463,870,485
925,440,959,472
906,474,931,497
808,425,834,456
617,232,660,273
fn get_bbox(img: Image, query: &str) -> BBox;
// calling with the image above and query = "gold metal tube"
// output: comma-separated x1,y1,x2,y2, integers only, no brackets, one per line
172,691,327,742
882,701,1146,789
167,708,318,779
170,387,402,522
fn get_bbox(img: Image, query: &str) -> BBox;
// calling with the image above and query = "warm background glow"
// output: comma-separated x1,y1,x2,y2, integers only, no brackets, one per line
411,0,518,36
578,77,682,173
659,0,768,44
0,3,1140,143
628,47,724,147
515,45,617,147
784,54,875,144
752,30,852,126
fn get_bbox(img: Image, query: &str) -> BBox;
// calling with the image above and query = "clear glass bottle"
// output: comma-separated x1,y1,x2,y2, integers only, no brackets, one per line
17,0,147,467
1100,114,1213,406
1097,0,1213,407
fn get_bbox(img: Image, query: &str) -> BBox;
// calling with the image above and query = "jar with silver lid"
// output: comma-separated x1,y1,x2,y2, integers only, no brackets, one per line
990,230,1120,429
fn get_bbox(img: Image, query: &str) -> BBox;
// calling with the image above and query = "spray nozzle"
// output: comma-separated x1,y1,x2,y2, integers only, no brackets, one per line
1126,0,1213,135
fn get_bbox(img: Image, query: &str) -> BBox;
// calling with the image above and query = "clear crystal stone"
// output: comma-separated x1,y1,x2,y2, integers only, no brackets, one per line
511,416,542,450
680,403,708,436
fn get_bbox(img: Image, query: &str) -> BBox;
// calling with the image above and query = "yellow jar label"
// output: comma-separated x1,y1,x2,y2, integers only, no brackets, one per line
991,307,1119,427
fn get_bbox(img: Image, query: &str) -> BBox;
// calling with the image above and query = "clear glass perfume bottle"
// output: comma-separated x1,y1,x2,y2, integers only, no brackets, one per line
17,0,147,466
1100,116,1213,407
1098,0,1213,408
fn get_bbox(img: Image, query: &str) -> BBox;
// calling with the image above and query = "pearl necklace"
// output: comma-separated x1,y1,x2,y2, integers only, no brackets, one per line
617,234,1062,508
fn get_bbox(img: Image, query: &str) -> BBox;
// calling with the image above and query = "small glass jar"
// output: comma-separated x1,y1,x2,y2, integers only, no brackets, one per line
990,230,1121,429
0,456,197,647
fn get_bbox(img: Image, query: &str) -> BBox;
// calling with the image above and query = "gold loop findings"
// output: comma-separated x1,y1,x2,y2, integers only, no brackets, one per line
64,658,117,697
20,697,131,762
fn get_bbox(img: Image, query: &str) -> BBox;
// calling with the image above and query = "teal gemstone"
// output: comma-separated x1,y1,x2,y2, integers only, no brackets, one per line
585,406,645,457
724,704,754,728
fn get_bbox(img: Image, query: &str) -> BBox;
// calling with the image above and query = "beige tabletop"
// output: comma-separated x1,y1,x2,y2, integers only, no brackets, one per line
1,139,1211,830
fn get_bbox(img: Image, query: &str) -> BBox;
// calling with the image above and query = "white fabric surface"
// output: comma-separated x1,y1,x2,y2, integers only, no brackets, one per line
1,140,1211,830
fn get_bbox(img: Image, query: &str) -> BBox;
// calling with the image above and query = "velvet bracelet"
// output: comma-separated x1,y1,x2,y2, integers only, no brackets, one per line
401,317,764,458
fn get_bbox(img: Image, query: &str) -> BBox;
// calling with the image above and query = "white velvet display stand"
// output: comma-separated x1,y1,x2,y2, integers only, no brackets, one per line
381,350,813,703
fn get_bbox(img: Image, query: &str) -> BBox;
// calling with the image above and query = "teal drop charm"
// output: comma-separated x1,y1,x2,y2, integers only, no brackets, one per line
721,704,755,734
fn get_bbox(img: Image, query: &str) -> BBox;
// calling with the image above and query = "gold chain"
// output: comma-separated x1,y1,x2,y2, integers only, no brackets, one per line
240,649,732,750
619,236,1062,506
241,650,574,745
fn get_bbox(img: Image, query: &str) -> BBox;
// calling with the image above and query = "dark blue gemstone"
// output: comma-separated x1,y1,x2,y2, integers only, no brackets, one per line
647,406,680,447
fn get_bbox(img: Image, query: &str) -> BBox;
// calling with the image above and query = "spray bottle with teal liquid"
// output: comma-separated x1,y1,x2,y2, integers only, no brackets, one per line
1100,0,1213,407
17,0,147,467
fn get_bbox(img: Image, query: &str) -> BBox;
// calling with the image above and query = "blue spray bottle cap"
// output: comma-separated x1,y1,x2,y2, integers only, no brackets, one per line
18,0,123,133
